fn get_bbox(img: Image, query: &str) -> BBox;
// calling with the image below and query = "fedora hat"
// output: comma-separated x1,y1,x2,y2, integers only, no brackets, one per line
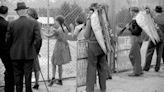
155,6,163,13
0,6,8,14
15,2,28,11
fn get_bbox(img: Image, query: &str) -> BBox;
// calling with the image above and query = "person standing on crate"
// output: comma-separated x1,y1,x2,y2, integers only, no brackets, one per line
84,3,107,92
6,2,42,92
118,7,143,77
27,8,42,90
0,5,14,92
45,15,71,86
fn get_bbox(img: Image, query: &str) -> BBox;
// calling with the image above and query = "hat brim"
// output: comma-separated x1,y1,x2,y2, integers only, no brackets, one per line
154,9,163,13
15,7,29,11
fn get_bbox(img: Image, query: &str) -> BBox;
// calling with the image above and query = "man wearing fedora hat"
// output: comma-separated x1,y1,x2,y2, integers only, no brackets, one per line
7,2,42,92
0,5,14,92
155,6,164,65
143,6,164,72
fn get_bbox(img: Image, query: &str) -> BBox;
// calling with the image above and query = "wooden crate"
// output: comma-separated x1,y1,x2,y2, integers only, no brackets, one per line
116,36,132,72
77,40,88,60
76,40,88,87
76,59,88,87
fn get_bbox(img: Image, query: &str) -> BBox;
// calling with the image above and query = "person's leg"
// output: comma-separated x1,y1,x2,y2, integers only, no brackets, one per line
129,37,136,73
162,46,164,63
143,40,156,71
97,54,107,92
56,65,63,85
12,60,24,92
58,65,62,80
35,71,39,85
129,41,135,67
155,42,164,72
33,70,40,89
48,64,56,86
133,39,143,75
1,55,14,92
106,54,112,80
24,60,33,92
34,71,39,83
86,50,97,92
33,57,41,89
52,64,56,78
34,57,40,86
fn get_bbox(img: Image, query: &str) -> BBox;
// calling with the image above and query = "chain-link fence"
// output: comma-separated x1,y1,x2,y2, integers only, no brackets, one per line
109,0,164,72
0,0,164,87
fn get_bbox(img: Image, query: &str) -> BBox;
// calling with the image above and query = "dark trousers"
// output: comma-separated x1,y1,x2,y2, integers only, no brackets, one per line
86,49,107,92
129,36,143,75
163,48,164,63
144,40,164,71
0,53,14,92
12,59,33,92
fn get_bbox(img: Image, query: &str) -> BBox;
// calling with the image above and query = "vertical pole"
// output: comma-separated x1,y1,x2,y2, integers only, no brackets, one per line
110,0,116,72
47,0,50,81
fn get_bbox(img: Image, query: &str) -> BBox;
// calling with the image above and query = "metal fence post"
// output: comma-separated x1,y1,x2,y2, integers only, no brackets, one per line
47,0,50,81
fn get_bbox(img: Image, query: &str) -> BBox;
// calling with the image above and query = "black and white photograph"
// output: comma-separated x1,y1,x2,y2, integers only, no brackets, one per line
0,0,164,92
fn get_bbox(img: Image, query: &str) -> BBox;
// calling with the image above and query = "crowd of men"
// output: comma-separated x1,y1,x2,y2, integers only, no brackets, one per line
0,2,42,92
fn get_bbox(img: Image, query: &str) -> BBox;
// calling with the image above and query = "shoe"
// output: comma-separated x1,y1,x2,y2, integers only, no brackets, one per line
106,75,112,80
128,73,141,77
48,77,55,87
101,89,106,92
56,80,63,85
143,68,149,72
140,72,144,75
33,84,39,89
155,69,159,72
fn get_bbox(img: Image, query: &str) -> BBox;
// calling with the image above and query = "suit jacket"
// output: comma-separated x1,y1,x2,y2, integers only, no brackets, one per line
84,19,104,56
0,16,10,55
7,16,42,60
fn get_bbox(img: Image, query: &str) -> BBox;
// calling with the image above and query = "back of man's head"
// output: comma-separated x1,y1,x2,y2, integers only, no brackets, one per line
0,5,8,15
17,9,27,16
75,17,84,25
129,7,139,13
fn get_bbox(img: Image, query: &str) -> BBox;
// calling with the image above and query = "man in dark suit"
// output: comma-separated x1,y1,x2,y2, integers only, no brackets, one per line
7,2,42,92
84,3,107,92
144,6,164,72
0,5,14,92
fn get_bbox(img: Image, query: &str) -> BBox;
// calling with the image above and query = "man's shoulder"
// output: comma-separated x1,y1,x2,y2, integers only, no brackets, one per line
10,17,20,24
27,17,37,22
0,17,8,25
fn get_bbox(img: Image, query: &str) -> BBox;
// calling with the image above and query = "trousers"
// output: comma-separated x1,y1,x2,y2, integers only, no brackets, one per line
12,59,33,92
